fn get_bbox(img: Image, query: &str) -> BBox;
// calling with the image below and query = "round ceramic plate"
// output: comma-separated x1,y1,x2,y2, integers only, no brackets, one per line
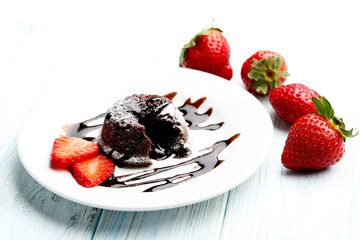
18,68,273,211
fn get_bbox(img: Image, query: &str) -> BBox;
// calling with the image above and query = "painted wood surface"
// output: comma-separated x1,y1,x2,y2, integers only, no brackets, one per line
1,1,360,239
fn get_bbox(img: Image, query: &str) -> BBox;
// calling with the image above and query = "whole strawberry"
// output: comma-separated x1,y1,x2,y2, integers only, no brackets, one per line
269,83,319,125
282,96,358,169
241,50,290,95
180,28,233,80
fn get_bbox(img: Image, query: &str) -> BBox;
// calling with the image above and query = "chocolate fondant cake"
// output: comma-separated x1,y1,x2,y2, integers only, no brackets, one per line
97,94,189,166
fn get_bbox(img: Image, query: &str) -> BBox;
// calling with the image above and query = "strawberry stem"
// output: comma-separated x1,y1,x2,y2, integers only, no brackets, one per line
248,54,290,94
312,96,359,141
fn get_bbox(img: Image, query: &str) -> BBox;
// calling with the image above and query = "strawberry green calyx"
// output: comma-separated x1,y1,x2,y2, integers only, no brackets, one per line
248,54,290,94
312,96,359,141
179,28,222,66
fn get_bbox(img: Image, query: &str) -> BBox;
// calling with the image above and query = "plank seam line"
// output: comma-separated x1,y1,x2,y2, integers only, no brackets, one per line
91,209,104,240
218,192,230,240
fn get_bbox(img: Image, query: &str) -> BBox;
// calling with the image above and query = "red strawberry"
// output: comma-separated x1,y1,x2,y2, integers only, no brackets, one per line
241,50,290,95
70,155,115,188
51,137,99,169
180,28,233,80
282,96,358,169
269,83,320,125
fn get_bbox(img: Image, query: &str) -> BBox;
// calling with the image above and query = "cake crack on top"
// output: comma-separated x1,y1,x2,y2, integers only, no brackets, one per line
97,94,190,167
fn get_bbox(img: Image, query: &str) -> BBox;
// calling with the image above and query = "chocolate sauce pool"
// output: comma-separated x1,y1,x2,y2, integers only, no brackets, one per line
65,92,240,192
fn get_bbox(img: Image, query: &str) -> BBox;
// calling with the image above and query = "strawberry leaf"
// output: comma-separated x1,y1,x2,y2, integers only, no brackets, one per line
340,128,359,138
321,96,334,119
339,118,346,129
248,69,263,80
333,115,342,125
250,79,265,87
250,80,268,94
277,71,291,78
312,97,326,116
312,96,358,141
274,79,282,88
257,84,268,94
252,59,262,67
247,53,290,94
264,58,270,69
273,55,282,70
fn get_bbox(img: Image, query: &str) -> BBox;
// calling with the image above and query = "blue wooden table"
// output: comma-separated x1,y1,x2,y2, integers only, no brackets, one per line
1,1,360,239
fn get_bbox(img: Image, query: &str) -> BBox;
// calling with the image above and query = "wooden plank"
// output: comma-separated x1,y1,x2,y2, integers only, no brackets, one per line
92,193,229,240
0,90,101,240
0,81,102,240
0,16,101,240
0,148,101,240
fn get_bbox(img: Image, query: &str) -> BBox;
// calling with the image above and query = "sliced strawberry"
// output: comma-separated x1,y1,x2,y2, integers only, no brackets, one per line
51,137,99,169
70,155,115,188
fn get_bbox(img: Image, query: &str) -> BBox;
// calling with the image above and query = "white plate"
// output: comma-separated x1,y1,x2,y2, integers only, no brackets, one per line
18,68,273,211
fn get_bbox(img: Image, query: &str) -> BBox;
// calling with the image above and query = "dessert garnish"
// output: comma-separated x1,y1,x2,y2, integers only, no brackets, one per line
50,92,240,191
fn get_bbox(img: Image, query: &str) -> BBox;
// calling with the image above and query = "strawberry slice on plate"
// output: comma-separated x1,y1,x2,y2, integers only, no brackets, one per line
51,136,99,169
70,155,115,188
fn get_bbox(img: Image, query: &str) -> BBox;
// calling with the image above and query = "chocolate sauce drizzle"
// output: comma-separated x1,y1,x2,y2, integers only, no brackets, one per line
100,133,239,192
66,92,224,141
66,113,105,142
65,92,240,192
178,97,224,131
